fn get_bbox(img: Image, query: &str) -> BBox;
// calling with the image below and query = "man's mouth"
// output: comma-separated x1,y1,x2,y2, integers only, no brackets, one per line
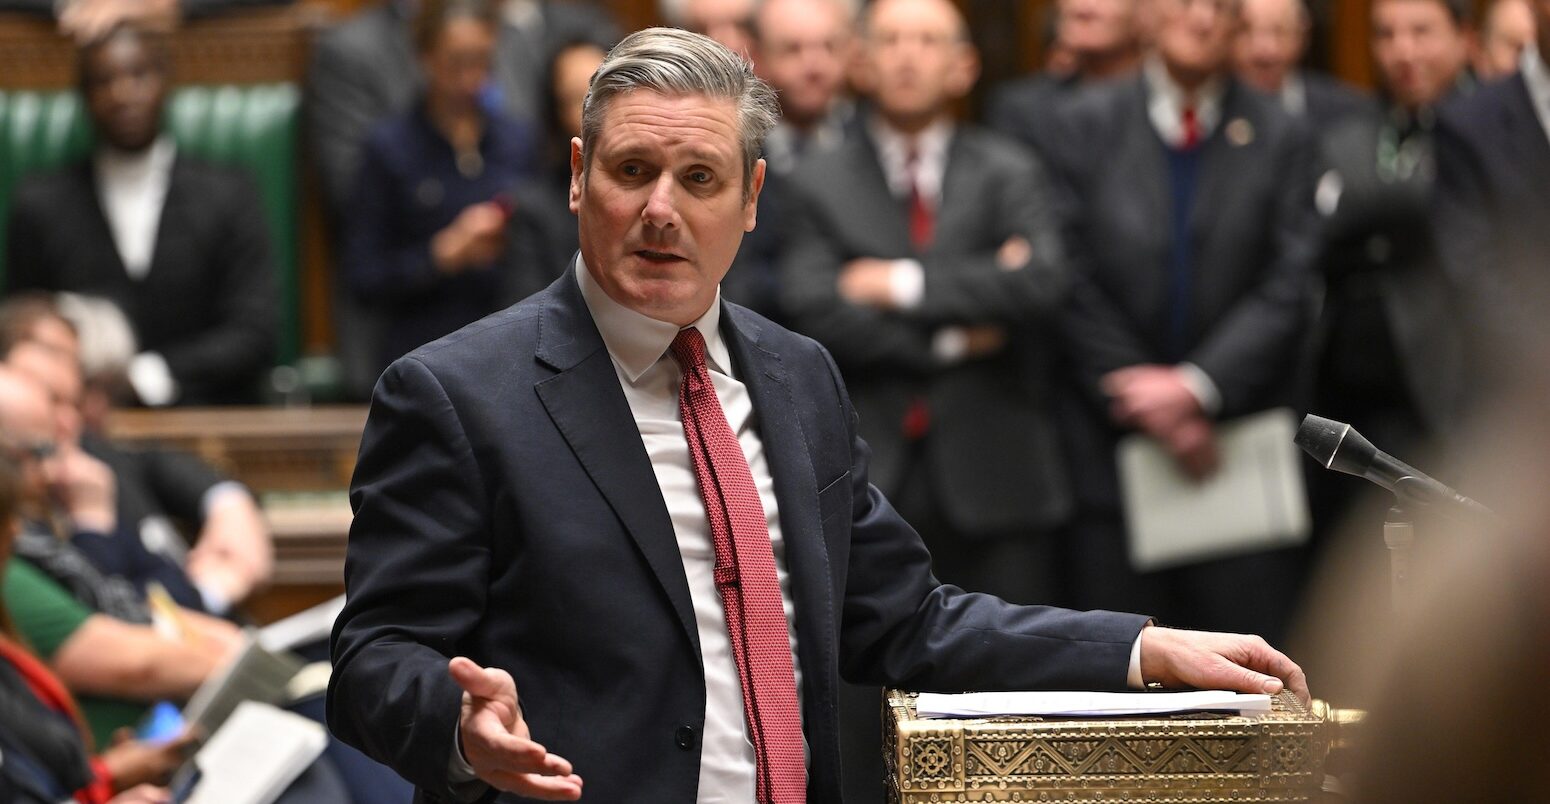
636,250,686,263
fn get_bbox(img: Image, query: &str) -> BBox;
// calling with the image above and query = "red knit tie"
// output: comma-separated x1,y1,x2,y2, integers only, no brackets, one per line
1181,104,1201,150
906,149,934,252
671,327,806,803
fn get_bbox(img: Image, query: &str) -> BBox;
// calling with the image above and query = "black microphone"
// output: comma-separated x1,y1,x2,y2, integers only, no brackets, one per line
1295,414,1494,519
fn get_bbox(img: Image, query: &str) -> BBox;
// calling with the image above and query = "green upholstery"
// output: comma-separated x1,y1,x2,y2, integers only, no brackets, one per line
0,84,301,364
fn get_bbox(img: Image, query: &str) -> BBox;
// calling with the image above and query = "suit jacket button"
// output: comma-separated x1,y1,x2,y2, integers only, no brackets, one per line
675,725,697,750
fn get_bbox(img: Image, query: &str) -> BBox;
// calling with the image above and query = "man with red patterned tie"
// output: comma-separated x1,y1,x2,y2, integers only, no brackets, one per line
328,26,1308,804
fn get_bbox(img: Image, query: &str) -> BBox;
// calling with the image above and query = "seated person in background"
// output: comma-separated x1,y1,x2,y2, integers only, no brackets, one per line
342,0,546,375
0,295,272,615
1472,0,1536,80
0,0,292,44
0,366,241,746
4,25,278,407
0,456,195,803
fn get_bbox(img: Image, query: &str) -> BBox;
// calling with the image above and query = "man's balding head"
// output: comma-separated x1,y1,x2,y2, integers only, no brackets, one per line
5,342,84,445
1233,0,1310,93
752,0,854,128
859,0,978,132
0,367,59,511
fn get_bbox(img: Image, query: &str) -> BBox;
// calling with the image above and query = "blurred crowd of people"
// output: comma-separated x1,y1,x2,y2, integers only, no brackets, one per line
2,0,1549,800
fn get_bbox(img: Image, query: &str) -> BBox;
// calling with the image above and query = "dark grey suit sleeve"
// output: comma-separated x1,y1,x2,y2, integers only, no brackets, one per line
779,181,940,375
816,346,1149,691
910,151,1069,324
1184,124,1318,417
329,355,494,800
158,173,277,394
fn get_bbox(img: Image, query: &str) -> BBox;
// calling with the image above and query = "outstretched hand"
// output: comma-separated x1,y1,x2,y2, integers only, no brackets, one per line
1138,626,1310,706
450,657,583,800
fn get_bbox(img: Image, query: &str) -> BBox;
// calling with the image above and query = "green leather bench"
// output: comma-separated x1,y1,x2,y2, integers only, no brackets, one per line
0,84,302,365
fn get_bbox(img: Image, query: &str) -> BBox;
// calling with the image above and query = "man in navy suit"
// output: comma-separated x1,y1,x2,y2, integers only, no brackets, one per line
328,27,1308,803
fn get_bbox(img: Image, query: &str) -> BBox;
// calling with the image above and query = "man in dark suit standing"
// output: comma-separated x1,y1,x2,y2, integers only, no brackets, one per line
1046,0,1317,640
5,25,277,406
1433,0,1550,391
987,0,1143,162
328,27,1307,804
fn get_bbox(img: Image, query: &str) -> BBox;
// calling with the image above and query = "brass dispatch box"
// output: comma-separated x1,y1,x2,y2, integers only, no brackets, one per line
886,689,1344,803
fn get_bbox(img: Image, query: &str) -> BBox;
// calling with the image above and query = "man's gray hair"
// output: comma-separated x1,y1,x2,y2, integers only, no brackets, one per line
580,27,779,195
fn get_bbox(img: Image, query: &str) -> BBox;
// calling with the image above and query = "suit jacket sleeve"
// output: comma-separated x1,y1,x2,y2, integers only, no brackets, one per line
778,179,940,376
158,172,278,393
329,355,494,800
908,150,1070,324
1432,112,1509,332
815,346,1149,691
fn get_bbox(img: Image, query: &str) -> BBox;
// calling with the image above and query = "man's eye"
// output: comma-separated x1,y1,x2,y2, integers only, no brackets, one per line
621,164,643,177
687,171,712,184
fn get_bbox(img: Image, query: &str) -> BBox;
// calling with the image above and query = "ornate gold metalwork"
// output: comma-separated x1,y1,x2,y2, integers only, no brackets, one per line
886,690,1354,803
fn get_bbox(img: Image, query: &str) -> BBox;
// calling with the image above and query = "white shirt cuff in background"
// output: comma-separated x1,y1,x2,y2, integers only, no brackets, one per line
1176,363,1221,417
196,582,231,617
199,480,250,519
931,327,969,363
128,351,179,407
888,259,925,309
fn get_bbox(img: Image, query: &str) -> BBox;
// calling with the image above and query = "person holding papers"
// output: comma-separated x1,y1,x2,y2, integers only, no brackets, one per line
1043,0,1317,640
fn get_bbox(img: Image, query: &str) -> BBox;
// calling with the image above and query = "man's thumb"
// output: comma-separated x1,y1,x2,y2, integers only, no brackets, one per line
449,656,514,701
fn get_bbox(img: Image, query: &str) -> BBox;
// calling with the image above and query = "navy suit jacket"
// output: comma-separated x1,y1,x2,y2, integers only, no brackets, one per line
328,264,1148,802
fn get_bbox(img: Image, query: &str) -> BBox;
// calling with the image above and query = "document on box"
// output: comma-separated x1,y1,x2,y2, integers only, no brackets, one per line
1118,407,1309,572
914,690,1273,719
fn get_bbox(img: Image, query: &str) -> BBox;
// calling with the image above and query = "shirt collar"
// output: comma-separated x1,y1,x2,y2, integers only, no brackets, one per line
1521,44,1550,144
1143,55,1226,148
94,135,176,181
575,256,730,383
1279,71,1307,118
866,114,953,199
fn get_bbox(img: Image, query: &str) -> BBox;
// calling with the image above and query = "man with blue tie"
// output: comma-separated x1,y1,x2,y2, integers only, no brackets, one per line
328,26,1308,803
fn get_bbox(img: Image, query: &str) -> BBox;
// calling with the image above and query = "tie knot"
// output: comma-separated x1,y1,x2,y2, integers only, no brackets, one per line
670,327,708,372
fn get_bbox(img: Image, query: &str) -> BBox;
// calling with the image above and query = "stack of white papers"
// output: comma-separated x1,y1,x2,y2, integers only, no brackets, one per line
185,701,327,804
914,690,1272,719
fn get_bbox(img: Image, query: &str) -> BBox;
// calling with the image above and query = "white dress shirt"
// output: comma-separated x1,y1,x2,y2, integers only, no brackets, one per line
1144,56,1225,150
93,137,181,407
1521,45,1550,147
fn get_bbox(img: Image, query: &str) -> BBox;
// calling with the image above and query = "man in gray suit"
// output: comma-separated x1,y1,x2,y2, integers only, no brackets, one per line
781,1,1075,798
1046,0,1317,641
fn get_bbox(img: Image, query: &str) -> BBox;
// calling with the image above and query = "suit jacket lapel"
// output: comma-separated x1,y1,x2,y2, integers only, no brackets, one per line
720,303,839,755
852,129,915,254
75,162,135,286
933,131,977,254
1504,75,1550,207
532,268,700,652
1188,83,1247,242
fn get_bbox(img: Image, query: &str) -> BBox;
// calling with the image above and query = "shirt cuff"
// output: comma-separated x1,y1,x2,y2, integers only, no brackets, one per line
888,259,925,309
196,581,231,616
199,480,251,519
1128,628,1145,689
931,327,969,364
128,351,179,407
449,719,483,790
1176,363,1221,417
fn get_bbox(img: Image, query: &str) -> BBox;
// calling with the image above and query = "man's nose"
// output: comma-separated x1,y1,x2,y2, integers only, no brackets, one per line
642,173,680,229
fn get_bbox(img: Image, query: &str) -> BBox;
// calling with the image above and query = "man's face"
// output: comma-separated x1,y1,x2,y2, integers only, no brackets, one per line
553,43,605,139
421,17,496,117
570,91,764,326
1233,0,1306,93
1476,0,1537,80
1372,0,1468,110
1537,0,1550,59
861,0,977,128
83,31,168,153
1058,0,1138,59
754,0,852,127
684,0,758,58
6,342,84,446
1154,0,1241,84
0,379,58,513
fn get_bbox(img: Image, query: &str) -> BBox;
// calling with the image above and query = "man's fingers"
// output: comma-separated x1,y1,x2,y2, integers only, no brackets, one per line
449,656,515,702
484,770,584,800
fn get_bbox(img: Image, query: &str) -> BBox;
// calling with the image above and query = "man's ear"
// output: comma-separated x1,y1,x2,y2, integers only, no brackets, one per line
744,158,767,232
568,137,584,214
946,44,982,100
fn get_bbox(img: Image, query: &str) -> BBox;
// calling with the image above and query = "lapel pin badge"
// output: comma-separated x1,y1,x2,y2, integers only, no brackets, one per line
1226,118,1255,147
